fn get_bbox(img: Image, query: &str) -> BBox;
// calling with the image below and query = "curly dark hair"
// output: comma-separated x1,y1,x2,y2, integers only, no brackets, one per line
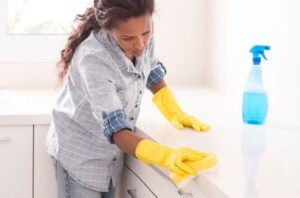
57,0,155,84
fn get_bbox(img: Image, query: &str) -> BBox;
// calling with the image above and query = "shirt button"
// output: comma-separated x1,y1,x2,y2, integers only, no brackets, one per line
113,158,116,161
139,90,142,94
135,104,138,108
137,75,141,79
130,117,134,121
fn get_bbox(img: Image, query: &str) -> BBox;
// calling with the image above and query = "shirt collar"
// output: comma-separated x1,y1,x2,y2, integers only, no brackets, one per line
95,29,144,74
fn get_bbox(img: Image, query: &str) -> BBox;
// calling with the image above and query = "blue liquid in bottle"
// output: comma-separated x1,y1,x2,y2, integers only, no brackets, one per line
242,92,268,125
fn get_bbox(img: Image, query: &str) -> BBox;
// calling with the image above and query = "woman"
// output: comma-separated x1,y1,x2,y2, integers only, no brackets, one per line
46,0,215,197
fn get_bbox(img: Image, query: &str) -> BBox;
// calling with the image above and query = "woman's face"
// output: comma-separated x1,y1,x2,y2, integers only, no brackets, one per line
110,14,152,60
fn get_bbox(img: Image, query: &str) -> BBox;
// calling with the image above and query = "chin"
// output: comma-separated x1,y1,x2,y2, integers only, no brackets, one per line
134,51,143,57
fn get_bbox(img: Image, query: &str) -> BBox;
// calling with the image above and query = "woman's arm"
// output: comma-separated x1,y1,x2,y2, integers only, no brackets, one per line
112,79,167,156
112,79,216,184
112,129,143,156
150,79,210,132
150,79,166,94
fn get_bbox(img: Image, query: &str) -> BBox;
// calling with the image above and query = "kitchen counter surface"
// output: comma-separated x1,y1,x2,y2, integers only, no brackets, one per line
137,87,300,198
0,89,56,125
0,87,299,198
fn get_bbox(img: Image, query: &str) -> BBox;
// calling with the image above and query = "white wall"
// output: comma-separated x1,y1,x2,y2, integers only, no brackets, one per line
0,0,209,88
207,0,300,129
0,62,57,88
154,0,209,86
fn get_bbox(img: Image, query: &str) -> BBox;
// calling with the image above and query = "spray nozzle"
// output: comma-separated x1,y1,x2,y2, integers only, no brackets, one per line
250,45,271,65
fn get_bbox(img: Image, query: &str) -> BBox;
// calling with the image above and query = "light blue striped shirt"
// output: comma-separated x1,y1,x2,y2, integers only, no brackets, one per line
45,29,166,191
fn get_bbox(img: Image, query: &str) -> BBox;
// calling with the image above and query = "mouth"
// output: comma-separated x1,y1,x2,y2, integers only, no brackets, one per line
133,50,144,56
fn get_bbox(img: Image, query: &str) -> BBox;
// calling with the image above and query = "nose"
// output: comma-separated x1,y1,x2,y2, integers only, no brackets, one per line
134,36,144,51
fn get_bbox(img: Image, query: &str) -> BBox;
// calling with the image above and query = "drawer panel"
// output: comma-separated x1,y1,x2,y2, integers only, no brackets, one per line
121,166,156,198
124,155,183,197
0,126,33,198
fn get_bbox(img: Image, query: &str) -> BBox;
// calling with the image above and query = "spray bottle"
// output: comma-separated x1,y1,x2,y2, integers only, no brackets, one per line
242,45,271,125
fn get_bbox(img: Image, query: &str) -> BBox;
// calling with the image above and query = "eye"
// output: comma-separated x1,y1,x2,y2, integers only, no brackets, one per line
122,37,134,41
142,31,151,36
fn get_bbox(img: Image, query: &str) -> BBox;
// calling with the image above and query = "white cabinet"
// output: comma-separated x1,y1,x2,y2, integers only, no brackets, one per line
122,155,210,198
0,126,33,198
34,124,57,198
121,166,156,198
123,155,184,198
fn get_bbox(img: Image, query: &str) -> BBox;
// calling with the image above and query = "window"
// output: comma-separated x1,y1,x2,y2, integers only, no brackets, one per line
0,0,92,62
7,0,91,34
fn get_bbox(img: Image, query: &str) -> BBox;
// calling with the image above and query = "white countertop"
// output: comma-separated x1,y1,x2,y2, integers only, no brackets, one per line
1,87,300,198
0,89,56,125
137,87,300,198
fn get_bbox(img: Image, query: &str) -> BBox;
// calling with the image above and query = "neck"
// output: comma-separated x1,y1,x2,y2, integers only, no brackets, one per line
131,57,136,65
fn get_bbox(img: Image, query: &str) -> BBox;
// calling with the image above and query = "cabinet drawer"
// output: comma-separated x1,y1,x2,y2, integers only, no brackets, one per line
0,126,33,198
124,155,183,198
121,166,156,198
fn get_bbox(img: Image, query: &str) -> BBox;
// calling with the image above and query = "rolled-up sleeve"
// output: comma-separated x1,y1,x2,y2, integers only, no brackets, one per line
78,51,133,143
146,61,167,89
146,37,167,89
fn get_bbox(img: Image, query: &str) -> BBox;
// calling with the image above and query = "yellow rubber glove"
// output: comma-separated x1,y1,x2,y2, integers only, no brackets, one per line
170,153,218,184
153,87,210,132
135,139,212,179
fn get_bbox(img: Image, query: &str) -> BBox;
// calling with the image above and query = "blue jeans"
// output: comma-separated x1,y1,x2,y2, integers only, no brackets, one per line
51,157,116,198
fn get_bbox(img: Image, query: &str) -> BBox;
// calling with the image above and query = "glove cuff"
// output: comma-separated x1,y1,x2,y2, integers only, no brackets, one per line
152,87,183,121
135,139,172,165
